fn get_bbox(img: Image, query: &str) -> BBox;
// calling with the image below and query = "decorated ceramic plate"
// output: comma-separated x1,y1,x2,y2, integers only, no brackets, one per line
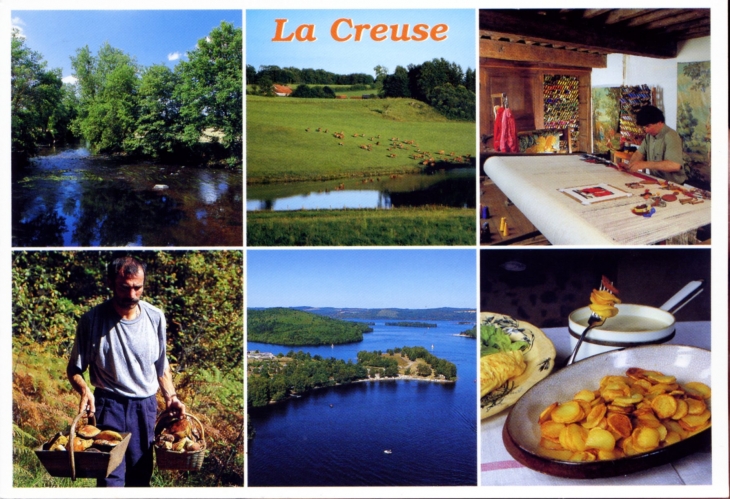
480,312,556,420
503,344,711,479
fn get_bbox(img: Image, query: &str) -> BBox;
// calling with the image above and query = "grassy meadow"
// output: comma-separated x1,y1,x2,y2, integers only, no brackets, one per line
247,207,475,246
246,95,475,183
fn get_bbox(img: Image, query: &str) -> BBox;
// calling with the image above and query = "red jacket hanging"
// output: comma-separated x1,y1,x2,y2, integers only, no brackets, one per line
493,107,504,151
500,108,519,153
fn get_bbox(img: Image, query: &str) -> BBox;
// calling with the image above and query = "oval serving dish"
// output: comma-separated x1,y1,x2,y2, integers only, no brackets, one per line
480,312,556,420
503,344,711,479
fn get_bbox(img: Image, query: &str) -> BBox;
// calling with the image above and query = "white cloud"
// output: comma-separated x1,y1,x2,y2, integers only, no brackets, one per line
11,17,26,37
167,52,182,61
62,75,78,85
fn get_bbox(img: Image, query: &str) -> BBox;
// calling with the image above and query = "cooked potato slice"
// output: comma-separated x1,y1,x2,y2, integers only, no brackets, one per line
650,394,678,419
585,427,616,451
551,401,584,424
683,381,711,399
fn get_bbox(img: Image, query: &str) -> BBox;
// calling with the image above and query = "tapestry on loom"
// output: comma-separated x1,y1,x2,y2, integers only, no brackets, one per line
677,61,711,191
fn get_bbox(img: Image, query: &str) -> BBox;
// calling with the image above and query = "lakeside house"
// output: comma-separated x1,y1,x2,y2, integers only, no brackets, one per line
248,351,277,360
273,84,292,97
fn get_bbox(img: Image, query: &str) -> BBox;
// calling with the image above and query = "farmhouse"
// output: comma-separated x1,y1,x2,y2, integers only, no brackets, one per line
478,9,712,247
273,84,293,96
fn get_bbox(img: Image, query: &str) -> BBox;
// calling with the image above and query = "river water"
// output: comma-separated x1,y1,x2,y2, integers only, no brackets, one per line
12,146,242,247
246,168,476,211
247,320,477,486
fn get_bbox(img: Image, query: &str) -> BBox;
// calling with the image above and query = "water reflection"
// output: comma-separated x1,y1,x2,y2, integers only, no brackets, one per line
12,146,243,247
247,168,475,211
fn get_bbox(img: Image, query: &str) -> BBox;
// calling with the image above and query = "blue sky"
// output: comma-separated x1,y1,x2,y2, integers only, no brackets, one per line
247,249,476,309
247,9,475,78
11,10,242,83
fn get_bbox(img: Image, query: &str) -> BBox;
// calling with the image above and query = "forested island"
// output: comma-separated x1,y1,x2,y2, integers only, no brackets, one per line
459,326,477,338
247,308,373,346
248,347,457,407
385,321,437,328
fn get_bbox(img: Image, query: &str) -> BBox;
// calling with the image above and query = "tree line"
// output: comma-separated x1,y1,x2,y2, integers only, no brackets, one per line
248,308,374,346
247,64,374,88
248,347,457,408
380,59,476,120
247,58,475,121
11,22,242,166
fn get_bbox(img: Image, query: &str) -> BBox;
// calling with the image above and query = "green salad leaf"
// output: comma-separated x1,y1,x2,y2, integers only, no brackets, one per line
480,324,529,356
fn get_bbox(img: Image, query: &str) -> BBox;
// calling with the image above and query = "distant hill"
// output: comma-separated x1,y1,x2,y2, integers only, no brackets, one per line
289,307,475,322
248,308,373,346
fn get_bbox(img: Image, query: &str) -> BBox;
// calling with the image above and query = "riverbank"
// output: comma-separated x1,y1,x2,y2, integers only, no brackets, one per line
247,207,475,246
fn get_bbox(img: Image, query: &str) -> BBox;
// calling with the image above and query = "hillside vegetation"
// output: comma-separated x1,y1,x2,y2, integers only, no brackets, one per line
246,96,475,183
247,308,374,346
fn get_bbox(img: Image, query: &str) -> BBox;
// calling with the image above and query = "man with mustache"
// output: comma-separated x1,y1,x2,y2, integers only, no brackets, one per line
67,255,185,487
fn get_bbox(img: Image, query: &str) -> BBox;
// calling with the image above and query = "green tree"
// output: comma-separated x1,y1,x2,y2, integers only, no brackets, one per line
11,29,65,158
373,64,388,96
175,21,242,161
382,65,411,98
70,43,139,153
124,64,181,158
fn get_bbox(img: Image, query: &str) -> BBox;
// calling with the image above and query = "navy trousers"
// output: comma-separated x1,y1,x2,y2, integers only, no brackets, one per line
94,389,157,487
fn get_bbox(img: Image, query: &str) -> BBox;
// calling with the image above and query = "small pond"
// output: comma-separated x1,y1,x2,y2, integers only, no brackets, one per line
247,168,476,211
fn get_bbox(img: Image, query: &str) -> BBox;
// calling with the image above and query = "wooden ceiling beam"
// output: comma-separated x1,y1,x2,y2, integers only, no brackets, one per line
479,38,607,68
605,9,653,25
626,9,704,27
665,18,711,33
642,11,710,30
583,9,612,19
479,10,677,58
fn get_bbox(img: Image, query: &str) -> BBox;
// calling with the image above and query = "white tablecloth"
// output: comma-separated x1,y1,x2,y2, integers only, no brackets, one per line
480,321,711,486
483,155,711,245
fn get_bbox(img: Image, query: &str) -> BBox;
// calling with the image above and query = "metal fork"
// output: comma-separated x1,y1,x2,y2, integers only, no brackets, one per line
565,279,614,366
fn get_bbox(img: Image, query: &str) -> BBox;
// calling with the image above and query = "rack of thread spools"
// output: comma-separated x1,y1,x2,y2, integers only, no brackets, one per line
619,84,655,148
543,74,580,153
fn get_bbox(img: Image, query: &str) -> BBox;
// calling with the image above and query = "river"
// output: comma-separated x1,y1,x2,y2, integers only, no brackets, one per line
247,320,477,486
12,146,242,247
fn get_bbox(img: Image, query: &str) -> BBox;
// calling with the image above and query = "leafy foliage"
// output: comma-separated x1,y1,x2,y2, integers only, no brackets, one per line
250,64,373,86
11,29,72,159
379,58,476,121
248,308,373,346
12,250,243,487
291,84,336,99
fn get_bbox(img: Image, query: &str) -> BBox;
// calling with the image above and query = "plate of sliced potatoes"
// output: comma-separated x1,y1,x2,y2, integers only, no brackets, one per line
480,312,556,420
503,344,711,478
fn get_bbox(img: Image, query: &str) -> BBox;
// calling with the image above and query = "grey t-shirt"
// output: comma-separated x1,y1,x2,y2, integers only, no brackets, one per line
637,124,688,184
69,300,169,398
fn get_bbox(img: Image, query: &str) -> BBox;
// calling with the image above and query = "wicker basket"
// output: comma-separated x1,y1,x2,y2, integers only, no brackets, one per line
34,412,131,481
154,412,206,471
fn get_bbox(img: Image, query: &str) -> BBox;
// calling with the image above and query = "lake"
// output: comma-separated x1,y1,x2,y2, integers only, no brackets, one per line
247,320,477,487
12,146,243,247
246,168,476,211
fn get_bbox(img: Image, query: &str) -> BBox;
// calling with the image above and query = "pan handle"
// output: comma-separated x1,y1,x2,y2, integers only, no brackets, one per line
659,280,704,313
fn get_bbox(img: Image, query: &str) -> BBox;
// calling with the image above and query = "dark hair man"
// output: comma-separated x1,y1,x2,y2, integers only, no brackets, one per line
627,105,688,184
67,255,185,487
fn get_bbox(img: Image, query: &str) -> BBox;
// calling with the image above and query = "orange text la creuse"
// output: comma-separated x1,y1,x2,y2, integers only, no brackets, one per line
272,18,449,43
